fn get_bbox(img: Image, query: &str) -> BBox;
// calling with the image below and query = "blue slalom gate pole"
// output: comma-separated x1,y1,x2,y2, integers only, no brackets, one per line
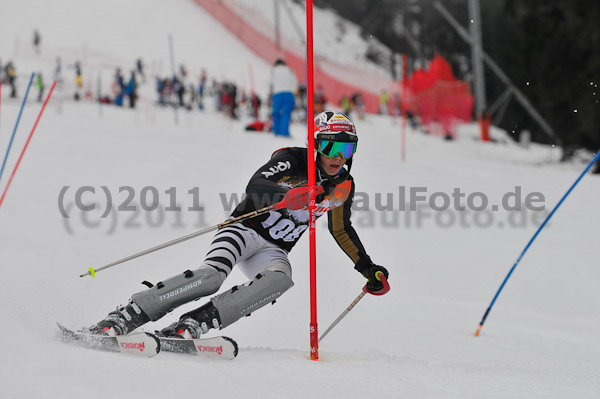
0,72,35,185
475,150,600,336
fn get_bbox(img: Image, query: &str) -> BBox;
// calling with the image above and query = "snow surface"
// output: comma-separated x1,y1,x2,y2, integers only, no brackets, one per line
1,1,600,398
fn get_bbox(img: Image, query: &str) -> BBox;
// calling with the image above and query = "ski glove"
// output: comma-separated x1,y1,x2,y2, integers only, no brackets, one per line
278,185,325,210
355,260,389,293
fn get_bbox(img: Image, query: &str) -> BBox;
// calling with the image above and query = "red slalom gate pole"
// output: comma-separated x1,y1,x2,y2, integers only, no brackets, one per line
306,0,318,361
401,54,407,162
0,81,56,208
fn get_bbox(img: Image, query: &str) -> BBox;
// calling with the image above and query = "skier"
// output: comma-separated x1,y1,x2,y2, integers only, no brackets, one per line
270,58,297,137
87,111,389,339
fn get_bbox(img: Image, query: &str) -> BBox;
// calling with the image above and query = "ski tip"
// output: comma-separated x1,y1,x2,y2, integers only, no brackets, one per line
474,325,482,336
55,323,82,343
56,322,69,335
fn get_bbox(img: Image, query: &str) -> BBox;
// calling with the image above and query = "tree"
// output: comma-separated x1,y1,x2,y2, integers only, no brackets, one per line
484,0,600,154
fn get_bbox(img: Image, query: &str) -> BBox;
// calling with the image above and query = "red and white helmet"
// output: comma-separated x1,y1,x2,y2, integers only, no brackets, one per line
314,111,358,162
313,111,358,144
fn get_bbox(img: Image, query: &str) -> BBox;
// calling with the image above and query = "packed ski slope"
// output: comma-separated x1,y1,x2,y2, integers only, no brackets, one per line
1,1,600,398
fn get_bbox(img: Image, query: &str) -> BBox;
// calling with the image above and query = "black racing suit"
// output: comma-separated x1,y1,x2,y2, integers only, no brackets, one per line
231,147,372,265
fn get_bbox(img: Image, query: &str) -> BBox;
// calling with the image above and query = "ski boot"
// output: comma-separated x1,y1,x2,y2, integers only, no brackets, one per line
159,302,221,339
88,301,150,336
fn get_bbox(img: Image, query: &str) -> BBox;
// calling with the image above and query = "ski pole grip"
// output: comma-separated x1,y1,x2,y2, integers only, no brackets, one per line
272,185,324,210
363,271,390,296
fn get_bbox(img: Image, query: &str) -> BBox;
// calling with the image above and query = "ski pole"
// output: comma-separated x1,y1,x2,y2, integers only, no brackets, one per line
319,272,390,342
79,186,324,278
474,150,600,336
80,204,275,278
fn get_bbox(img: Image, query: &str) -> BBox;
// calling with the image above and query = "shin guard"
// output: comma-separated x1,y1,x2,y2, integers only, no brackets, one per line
131,266,225,321
211,270,294,328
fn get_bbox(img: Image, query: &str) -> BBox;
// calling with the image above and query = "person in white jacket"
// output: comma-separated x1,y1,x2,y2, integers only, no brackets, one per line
270,59,298,137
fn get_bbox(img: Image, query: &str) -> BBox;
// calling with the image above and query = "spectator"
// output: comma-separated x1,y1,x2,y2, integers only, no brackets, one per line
114,68,125,106
33,30,41,54
54,57,63,84
226,82,237,119
136,58,145,82
315,84,327,114
351,92,365,120
340,95,351,116
156,77,167,106
249,92,261,119
124,71,137,108
74,61,83,89
173,76,185,107
35,72,44,102
379,90,388,114
295,83,307,122
270,58,297,137
197,69,207,110
73,61,83,101
5,61,17,98
188,83,196,110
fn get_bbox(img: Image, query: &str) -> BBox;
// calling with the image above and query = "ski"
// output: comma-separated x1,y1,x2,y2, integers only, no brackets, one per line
57,323,160,358
159,336,238,360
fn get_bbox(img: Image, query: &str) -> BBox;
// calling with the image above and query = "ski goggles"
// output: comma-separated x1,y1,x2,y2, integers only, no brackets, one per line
316,139,357,159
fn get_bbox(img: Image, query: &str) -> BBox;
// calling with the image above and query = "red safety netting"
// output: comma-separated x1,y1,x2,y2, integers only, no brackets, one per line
193,0,398,114
193,0,472,128
404,55,473,138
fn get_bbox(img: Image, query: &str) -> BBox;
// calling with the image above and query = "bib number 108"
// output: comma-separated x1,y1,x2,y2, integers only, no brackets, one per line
261,211,308,242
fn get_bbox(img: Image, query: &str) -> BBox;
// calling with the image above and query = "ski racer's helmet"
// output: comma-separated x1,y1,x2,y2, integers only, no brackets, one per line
313,111,358,182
